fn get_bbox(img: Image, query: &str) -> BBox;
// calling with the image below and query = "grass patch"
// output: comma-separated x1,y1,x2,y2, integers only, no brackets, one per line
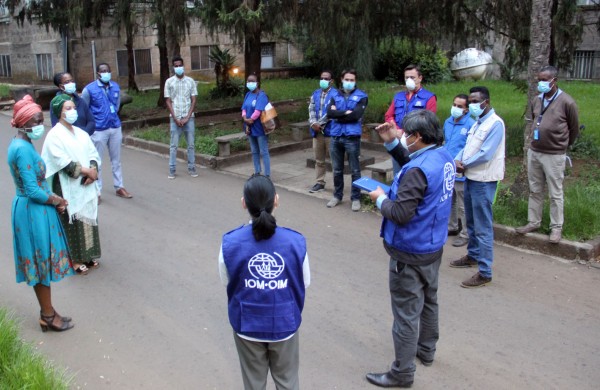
0,308,71,389
0,84,10,100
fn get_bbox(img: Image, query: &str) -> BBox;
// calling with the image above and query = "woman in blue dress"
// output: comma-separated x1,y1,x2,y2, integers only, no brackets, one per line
7,95,75,332
241,74,271,177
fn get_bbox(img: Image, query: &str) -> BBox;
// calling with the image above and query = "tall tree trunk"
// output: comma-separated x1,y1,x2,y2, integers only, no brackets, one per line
510,0,553,197
125,33,139,92
156,1,169,109
244,0,262,81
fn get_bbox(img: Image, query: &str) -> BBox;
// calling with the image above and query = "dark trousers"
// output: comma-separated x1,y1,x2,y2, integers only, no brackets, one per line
329,136,361,201
388,256,441,381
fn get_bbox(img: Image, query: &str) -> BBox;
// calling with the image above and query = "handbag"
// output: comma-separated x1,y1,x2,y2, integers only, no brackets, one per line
260,102,280,134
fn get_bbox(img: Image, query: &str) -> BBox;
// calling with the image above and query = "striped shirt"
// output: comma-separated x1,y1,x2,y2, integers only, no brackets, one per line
164,75,198,119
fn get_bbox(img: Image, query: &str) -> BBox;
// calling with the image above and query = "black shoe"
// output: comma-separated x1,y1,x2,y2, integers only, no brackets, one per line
366,372,413,388
309,183,325,193
416,354,433,367
448,229,460,236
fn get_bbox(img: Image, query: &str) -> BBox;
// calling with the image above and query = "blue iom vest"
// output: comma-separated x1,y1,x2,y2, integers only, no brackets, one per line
381,146,455,254
85,80,121,130
222,225,307,340
309,87,339,137
393,88,435,128
329,88,368,137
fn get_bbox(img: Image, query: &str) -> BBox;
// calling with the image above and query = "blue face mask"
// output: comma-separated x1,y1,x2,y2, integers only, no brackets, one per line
99,72,111,83
319,79,330,90
537,80,552,94
63,82,77,95
342,81,355,91
174,66,184,76
246,82,257,91
22,124,45,140
450,106,465,119
469,101,486,118
64,110,78,124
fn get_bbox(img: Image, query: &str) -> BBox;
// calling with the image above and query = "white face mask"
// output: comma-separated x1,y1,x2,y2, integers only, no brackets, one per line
450,106,465,119
405,78,416,91
400,133,418,150
64,109,78,124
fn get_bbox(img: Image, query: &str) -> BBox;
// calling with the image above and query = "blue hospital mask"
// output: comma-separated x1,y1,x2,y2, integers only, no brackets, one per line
537,80,552,94
64,110,78,124
342,81,355,91
174,66,184,76
99,72,111,83
469,101,486,118
320,79,330,90
450,106,465,119
22,124,45,140
246,82,257,91
63,82,77,95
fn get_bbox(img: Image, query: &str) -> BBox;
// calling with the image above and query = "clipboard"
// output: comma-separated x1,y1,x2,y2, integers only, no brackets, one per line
352,177,390,193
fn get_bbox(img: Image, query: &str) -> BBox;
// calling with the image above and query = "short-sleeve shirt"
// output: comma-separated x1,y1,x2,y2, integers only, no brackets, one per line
164,75,198,119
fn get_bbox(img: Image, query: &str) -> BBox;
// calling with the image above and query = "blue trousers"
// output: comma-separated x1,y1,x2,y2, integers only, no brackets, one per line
464,179,497,278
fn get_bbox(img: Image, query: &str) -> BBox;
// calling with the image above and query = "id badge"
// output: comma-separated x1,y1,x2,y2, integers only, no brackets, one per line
533,129,539,140
110,104,115,113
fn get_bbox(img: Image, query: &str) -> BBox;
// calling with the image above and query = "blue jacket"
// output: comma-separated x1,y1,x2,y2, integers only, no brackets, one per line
329,88,368,137
393,88,435,128
381,146,455,254
83,80,121,131
242,90,269,137
222,225,307,341
309,87,339,137
442,113,475,182
50,92,96,136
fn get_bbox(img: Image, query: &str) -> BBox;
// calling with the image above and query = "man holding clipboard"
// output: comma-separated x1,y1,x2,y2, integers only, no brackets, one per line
364,110,455,389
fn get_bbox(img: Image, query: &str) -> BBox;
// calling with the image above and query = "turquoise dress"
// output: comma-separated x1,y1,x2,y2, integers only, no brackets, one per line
7,138,74,286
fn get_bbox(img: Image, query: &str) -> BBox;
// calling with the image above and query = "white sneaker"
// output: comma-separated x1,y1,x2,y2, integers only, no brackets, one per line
326,198,340,208
352,200,361,212
168,172,176,179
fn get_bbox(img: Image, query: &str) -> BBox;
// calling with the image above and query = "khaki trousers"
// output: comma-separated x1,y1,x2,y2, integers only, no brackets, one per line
527,149,566,229
313,133,329,185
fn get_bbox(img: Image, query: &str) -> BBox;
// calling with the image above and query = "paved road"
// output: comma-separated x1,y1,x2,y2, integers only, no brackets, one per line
0,112,599,389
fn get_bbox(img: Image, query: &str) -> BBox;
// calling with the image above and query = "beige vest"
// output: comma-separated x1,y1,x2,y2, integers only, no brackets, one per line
463,112,505,182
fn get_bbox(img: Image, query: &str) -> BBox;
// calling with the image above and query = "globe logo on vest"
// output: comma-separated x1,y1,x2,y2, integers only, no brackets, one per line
248,252,285,280
444,162,455,192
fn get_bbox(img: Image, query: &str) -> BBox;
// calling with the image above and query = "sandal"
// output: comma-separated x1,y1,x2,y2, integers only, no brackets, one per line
39,311,74,332
75,264,89,275
85,260,100,269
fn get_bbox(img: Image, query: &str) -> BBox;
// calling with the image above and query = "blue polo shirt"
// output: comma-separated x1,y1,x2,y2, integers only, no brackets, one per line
443,113,475,182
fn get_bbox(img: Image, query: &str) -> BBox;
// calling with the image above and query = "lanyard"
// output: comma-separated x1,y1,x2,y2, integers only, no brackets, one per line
536,90,558,127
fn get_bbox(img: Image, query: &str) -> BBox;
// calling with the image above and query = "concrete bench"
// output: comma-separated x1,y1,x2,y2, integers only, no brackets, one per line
366,159,394,182
216,132,246,157
290,121,310,141
365,123,383,143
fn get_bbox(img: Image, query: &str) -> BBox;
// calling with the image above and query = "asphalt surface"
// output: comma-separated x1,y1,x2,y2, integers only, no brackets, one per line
0,111,599,389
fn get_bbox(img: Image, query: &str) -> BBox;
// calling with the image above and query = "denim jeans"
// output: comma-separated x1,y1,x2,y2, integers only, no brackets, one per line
248,135,270,176
464,179,497,278
330,136,361,201
169,117,196,173
91,126,124,194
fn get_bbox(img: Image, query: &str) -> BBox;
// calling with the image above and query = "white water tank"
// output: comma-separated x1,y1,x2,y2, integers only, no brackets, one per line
450,48,493,80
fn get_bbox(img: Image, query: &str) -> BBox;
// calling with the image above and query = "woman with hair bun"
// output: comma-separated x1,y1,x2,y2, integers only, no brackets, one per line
218,174,310,390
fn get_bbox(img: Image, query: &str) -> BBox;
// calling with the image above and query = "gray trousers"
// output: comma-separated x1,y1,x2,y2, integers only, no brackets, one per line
389,256,441,382
448,181,468,239
527,149,566,229
313,133,329,185
233,332,300,390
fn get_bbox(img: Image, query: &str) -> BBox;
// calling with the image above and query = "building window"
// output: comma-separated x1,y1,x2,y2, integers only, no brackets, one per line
261,43,275,69
190,45,215,70
0,55,11,77
116,49,152,77
570,50,595,79
36,53,53,80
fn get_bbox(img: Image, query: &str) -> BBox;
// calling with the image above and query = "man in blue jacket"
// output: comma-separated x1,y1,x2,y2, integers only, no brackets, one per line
443,94,475,247
50,72,95,136
366,110,455,388
326,69,368,212
82,63,133,201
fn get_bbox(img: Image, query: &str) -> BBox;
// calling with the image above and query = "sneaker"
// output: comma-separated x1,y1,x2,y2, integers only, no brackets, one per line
452,237,469,247
461,272,492,288
515,223,540,234
168,172,176,179
416,354,433,367
549,228,562,244
189,169,199,178
351,200,361,212
309,183,325,193
326,197,340,208
449,255,477,268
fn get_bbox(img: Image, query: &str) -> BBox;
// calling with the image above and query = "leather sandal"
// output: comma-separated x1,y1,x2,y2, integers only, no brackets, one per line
85,260,100,269
75,264,89,275
39,311,74,332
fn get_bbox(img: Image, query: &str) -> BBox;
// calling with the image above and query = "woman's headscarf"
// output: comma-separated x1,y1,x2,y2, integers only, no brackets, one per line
50,94,73,120
11,95,42,128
